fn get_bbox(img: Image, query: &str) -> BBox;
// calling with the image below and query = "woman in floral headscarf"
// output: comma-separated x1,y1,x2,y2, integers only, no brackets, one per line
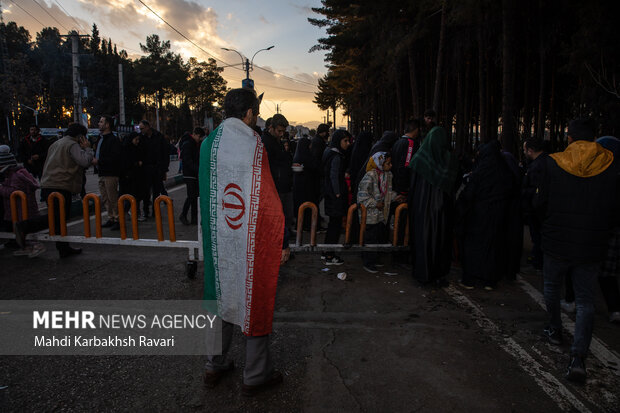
357,151,405,273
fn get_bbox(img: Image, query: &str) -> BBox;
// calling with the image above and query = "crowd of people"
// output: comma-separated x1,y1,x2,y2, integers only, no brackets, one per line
0,119,204,257
1,95,619,386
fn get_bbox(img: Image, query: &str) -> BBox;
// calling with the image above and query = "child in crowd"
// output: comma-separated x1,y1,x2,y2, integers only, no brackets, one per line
357,152,404,273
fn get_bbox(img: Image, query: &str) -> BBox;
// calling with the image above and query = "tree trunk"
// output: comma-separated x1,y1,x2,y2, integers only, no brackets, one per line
408,48,420,118
432,0,447,115
537,0,546,140
501,0,518,155
477,22,488,144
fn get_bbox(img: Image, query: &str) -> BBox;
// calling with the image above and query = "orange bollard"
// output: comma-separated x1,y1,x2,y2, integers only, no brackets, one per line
82,194,102,238
344,203,367,246
47,192,67,236
296,201,318,246
393,203,409,246
10,190,28,223
118,194,139,240
345,204,367,246
154,195,176,242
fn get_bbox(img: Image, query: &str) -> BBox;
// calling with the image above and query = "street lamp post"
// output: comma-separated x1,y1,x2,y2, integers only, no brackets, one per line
221,46,274,89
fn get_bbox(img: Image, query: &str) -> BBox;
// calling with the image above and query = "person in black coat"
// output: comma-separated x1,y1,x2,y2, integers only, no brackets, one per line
522,137,547,269
322,130,351,265
311,123,330,227
94,115,123,230
139,120,170,218
292,137,319,231
261,114,294,232
458,139,515,289
121,132,148,221
179,127,205,225
501,150,524,280
18,125,49,179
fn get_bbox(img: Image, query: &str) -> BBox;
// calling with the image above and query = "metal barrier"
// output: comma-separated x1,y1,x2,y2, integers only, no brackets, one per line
10,190,28,223
4,190,410,276
393,203,409,246
345,203,367,246
154,195,176,242
82,194,102,238
294,201,408,252
296,201,318,246
47,192,67,236
118,194,139,240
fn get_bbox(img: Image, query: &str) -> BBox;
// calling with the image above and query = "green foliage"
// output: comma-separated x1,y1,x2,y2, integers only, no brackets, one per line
0,24,228,141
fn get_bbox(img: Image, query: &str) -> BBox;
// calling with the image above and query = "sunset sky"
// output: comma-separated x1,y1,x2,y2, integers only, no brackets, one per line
4,0,337,128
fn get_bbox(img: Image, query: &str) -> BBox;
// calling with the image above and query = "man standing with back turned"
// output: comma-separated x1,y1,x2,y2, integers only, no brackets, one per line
200,88,290,396
536,118,619,383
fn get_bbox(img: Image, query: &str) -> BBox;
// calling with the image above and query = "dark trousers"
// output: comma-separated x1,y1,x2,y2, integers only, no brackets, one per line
529,217,543,268
181,178,198,222
144,168,165,216
565,273,620,313
544,254,598,357
362,222,387,266
40,188,72,252
324,215,342,258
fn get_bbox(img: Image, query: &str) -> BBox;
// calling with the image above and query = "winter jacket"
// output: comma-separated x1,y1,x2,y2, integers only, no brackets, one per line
0,166,40,221
521,152,547,214
142,130,170,177
95,133,124,177
261,130,293,193
322,147,348,217
535,140,619,263
41,135,94,194
357,169,396,225
180,136,200,179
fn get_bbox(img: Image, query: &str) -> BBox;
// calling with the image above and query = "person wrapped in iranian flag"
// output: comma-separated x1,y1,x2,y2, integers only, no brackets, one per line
200,88,290,396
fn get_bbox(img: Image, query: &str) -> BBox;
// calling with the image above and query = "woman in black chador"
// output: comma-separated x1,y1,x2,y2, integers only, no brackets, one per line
408,126,458,286
292,137,319,230
458,139,515,290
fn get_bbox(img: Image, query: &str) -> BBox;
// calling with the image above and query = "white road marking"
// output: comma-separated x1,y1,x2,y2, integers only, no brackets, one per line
445,285,593,413
517,275,620,376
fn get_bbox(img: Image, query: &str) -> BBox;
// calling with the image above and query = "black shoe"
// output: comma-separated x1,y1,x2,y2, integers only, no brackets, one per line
241,370,283,396
179,215,190,226
110,222,120,231
543,325,563,345
565,356,587,383
102,220,114,228
59,246,82,259
203,362,234,388
325,256,344,266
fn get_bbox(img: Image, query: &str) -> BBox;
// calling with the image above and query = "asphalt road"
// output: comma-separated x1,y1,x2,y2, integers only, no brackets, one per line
1,178,619,412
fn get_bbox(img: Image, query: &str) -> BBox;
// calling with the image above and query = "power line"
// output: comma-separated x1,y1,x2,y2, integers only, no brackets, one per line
8,0,45,27
53,0,86,33
30,0,69,32
135,0,242,71
136,0,318,89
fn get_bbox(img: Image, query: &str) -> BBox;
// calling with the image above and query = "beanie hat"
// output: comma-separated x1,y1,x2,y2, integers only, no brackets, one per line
0,145,18,172
568,118,595,141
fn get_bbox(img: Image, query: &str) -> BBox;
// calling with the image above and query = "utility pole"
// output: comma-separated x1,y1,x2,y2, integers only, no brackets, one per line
118,64,125,125
61,32,89,126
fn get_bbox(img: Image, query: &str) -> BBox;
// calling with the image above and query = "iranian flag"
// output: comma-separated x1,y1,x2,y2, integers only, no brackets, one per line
199,117,284,336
